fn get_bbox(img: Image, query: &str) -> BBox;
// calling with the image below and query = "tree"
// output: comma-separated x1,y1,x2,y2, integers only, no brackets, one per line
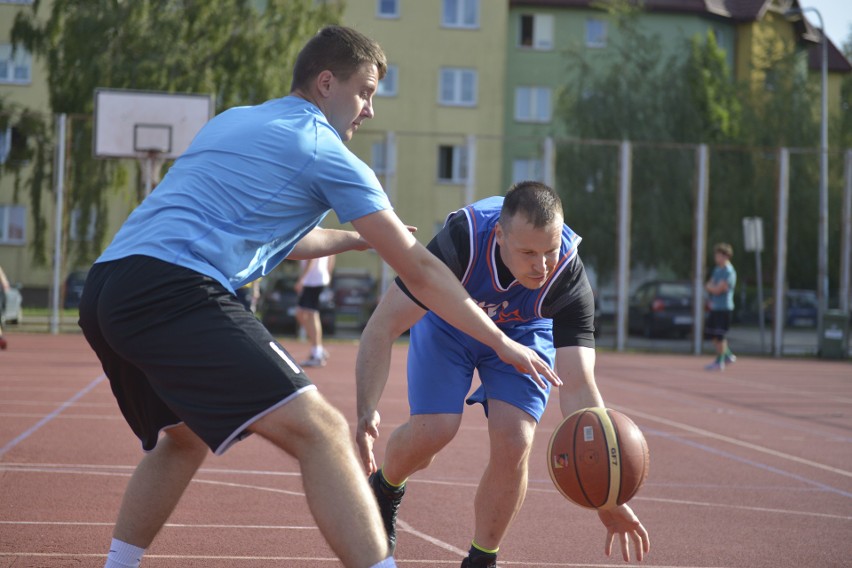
555,5,741,284
9,0,342,266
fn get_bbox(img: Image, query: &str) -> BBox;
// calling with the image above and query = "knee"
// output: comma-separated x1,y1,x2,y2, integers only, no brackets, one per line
161,425,209,463
252,392,351,456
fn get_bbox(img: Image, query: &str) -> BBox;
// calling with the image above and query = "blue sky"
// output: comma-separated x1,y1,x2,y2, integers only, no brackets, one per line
799,1,852,49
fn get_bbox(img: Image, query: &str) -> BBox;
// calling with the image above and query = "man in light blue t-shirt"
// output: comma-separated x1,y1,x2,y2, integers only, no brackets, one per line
78,26,559,568
704,242,737,371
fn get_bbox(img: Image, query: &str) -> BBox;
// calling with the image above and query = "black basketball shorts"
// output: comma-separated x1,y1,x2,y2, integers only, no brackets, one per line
705,309,733,341
296,286,324,311
78,255,315,454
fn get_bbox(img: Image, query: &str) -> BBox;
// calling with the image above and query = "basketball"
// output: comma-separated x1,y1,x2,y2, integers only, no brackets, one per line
546,407,649,510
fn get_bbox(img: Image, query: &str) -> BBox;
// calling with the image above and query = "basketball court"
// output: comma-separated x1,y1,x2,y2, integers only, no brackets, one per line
1,331,850,567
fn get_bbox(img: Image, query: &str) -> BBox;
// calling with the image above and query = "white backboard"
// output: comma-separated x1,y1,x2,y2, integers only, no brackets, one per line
94,88,214,159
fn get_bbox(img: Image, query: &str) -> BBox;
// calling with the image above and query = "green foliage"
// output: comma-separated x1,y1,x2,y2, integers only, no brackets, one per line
7,0,342,266
554,7,838,293
0,98,51,265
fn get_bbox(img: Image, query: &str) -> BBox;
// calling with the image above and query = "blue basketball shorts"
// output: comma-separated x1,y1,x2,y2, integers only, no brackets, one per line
407,313,555,422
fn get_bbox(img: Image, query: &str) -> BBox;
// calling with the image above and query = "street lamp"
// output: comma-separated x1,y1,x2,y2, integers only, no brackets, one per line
786,5,829,345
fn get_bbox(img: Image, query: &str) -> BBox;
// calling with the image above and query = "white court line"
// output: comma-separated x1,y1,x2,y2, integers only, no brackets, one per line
0,374,106,457
0,520,317,530
612,405,852,478
0,462,301,477
0,553,735,567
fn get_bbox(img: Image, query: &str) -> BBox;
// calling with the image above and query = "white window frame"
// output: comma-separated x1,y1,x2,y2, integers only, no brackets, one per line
0,44,32,85
0,204,26,245
585,18,607,48
371,140,387,174
69,206,97,242
439,67,477,107
442,0,479,29
376,0,399,19
0,126,11,164
514,86,552,123
512,159,544,184
437,144,468,183
377,64,398,97
518,13,554,50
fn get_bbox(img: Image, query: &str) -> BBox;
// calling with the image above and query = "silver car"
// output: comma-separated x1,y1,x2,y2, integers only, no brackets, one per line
1,286,23,325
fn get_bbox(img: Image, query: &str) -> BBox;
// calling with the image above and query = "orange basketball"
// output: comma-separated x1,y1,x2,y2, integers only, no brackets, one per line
547,407,649,510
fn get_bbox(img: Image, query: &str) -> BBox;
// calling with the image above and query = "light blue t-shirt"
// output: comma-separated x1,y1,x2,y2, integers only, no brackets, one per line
709,262,736,311
98,96,391,292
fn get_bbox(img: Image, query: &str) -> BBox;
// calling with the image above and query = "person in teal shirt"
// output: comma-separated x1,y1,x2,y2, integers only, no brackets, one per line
705,242,737,370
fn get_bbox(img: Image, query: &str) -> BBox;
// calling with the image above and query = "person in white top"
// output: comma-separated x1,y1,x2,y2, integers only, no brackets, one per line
296,255,335,366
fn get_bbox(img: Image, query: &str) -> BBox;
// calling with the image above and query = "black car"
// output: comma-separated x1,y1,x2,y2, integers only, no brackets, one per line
331,268,378,330
260,273,336,335
63,270,89,309
628,280,696,338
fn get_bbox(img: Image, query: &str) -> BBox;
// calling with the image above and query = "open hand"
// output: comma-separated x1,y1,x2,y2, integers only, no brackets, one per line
597,504,650,562
355,410,381,475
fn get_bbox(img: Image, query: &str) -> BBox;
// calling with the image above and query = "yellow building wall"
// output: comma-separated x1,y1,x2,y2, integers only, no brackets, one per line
0,1,54,295
333,0,508,273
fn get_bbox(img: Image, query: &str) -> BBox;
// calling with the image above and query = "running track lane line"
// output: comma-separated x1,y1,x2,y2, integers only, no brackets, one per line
613,405,852,478
0,374,106,458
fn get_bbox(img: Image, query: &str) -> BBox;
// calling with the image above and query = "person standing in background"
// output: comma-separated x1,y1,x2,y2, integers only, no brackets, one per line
296,254,335,367
705,242,737,371
0,264,8,350
236,279,262,314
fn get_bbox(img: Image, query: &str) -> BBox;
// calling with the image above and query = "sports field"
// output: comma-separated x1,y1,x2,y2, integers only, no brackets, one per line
1,331,850,567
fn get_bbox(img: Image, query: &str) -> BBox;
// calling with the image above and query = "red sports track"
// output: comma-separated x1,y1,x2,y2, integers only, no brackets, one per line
1,332,850,567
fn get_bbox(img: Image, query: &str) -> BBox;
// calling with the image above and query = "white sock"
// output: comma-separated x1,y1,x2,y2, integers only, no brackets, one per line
104,538,145,568
311,346,324,358
370,557,397,568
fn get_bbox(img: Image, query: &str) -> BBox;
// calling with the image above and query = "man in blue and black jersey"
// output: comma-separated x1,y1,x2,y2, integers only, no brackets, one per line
356,181,650,567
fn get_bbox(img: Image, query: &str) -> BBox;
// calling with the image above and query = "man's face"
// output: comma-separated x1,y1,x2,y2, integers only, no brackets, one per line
495,214,563,289
714,251,728,266
324,62,379,141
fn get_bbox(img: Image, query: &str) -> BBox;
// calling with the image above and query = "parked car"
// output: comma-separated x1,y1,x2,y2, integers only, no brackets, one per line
260,272,336,335
1,285,23,325
764,289,818,328
628,280,696,338
331,268,378,330
63,270,89,309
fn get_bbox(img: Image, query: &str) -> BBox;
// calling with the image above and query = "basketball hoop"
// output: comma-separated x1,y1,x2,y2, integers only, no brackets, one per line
92,88,214,196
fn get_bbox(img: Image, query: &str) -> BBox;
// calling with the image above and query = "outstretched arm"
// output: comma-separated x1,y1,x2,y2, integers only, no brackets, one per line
288,227,370,259
355,283,426,473
555,346,650,562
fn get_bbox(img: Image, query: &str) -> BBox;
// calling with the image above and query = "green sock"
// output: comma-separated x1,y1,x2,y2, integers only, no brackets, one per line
470,541,498,557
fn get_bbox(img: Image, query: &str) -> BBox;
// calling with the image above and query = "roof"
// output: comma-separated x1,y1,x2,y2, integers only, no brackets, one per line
509,0,851,73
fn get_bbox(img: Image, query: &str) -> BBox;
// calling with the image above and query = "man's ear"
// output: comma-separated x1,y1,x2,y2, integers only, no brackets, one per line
495,220,505,245
315,70,334,98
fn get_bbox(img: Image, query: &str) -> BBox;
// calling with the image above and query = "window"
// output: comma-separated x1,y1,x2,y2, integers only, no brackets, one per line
377,0,398,18
0,44,32,84
0,126,11,164
438,144,468,183
371,140,387,173
377,64,398,97
439,68,477,106
519,14,554,50
514,86,552,123
442,0,479,28
586,19,607,48
0,205,26,244
512,159,544,183
69,206,97,242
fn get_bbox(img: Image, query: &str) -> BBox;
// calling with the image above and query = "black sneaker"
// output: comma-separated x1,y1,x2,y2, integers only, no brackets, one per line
460,554,497,568
368,471,405,554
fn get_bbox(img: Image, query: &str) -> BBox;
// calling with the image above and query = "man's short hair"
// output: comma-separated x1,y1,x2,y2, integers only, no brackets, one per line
714,242,733,258
291,25,387,91
500,181,564,230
